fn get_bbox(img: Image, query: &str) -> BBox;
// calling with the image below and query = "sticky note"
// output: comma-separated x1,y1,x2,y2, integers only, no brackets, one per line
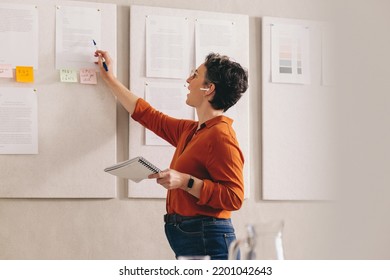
0,64,13,78
80,69,97,85
15,66,34,83
60,69,78,83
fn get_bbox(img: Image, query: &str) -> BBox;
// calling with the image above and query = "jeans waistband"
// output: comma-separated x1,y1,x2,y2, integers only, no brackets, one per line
164,213,210,224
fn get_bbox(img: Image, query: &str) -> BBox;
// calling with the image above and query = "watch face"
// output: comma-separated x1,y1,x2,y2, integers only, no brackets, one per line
188,177,194,188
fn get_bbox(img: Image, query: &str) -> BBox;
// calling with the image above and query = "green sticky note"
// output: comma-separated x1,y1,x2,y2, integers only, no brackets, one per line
60,69,78,83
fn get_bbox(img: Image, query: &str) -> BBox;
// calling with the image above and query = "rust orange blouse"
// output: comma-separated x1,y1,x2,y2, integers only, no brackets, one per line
132,99,244,219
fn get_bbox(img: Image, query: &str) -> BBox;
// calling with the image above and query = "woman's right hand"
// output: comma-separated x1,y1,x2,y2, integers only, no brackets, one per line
94,50,140,115
94,50,115,83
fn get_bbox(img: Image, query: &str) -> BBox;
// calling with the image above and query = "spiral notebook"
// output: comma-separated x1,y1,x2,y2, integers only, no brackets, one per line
104,156,161,183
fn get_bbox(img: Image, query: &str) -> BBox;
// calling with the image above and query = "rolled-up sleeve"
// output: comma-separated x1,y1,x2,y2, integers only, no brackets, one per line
197,132,244,211
131,99,193,147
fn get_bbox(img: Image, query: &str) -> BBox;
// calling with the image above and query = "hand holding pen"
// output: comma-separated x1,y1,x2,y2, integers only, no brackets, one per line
93,40,109,72
94,50,115,85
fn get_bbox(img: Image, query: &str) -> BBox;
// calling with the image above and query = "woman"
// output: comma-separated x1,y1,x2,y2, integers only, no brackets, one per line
95,50,248,259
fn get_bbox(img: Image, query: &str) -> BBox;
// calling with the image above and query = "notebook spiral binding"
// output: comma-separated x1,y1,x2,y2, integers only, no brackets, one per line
139,157,161,173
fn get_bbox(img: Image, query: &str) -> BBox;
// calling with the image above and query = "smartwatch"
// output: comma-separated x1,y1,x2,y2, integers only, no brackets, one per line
187,176,194,191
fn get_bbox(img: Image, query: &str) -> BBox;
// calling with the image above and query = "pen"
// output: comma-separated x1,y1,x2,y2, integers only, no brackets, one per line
93,39,108,72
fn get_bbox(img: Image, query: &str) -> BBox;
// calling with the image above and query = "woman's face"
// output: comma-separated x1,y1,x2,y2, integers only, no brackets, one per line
185,64,209,107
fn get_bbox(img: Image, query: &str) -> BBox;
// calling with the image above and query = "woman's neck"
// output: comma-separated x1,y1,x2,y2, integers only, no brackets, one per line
196,106,223,128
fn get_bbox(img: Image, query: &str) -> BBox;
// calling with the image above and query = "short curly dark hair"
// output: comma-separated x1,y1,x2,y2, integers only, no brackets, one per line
203,53,248,112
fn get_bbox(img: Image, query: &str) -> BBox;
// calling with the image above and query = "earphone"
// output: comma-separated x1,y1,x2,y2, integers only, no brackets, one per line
199,88,209,91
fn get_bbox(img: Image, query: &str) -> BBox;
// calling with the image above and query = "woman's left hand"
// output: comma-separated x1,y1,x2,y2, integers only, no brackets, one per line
148,169,187,190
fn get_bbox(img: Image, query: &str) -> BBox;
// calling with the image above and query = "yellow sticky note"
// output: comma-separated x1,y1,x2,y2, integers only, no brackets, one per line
15,66,34,83
60,69,78,83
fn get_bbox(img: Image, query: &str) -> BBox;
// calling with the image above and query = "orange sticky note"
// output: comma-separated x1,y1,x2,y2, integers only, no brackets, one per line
15,66,34,83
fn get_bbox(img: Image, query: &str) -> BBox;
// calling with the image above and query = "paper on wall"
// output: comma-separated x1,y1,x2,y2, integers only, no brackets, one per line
144,81,194,146
0,3,38,69
195,19,237,66
0,88,38,154
56,5,101,70
146,15,190,79
271,24,310,84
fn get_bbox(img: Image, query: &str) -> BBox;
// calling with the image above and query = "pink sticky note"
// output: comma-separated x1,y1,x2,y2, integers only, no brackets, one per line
80,69,97,85
0,64,13,78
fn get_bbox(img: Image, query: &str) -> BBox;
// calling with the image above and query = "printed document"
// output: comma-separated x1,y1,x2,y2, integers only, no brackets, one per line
146,15,190,78
195,19,237,66
0,3,38,68
0,88,38,154
271,24,310,84
145,81,194,146
56,5,101,70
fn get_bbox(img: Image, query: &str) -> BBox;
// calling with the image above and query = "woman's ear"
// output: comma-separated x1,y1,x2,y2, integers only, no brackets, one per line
204,83,215,95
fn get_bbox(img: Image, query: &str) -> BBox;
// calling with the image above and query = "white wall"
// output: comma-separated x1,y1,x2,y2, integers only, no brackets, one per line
1,0,389,259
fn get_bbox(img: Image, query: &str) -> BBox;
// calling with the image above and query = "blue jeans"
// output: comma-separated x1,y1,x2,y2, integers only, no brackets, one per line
164,216,237,260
